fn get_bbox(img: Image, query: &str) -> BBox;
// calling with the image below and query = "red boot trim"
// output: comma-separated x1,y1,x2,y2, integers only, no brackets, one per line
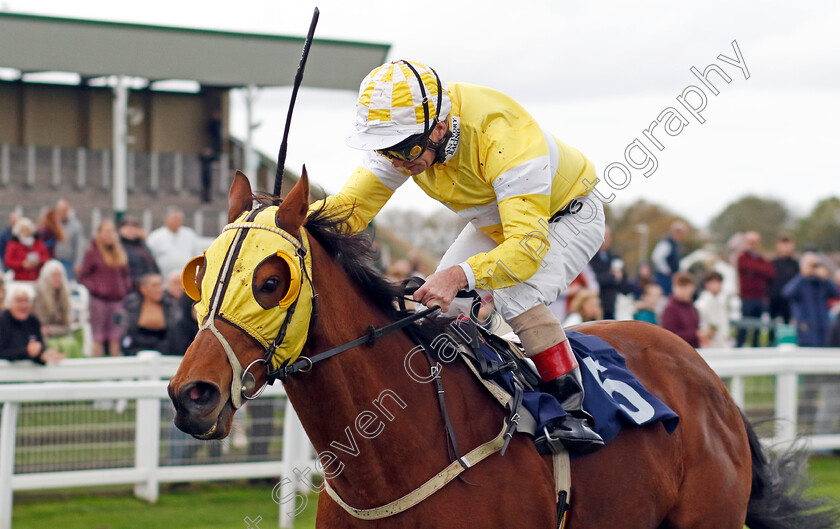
531,340,578,382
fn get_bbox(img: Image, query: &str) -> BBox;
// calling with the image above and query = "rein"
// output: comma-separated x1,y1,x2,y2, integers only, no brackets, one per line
272,305,440,379
270,279,520,520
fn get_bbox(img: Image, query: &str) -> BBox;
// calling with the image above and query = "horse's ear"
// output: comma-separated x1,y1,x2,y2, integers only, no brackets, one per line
228,171,253,223
276,165,310,229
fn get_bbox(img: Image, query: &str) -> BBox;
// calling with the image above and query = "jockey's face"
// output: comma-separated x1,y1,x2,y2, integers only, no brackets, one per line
389,148,436,176
386,121,448,176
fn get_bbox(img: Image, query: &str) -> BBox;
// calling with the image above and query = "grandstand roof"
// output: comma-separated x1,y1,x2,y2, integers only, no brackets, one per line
0,12,390,89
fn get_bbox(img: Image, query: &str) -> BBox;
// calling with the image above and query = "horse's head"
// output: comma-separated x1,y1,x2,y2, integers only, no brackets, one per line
168,169,313,439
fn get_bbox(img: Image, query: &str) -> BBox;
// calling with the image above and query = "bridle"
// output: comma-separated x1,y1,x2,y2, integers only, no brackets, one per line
198,207,450,409
194,205,317,409
199,216,474,469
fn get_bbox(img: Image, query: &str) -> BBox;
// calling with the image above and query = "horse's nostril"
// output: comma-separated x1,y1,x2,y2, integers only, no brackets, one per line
179,381,220,413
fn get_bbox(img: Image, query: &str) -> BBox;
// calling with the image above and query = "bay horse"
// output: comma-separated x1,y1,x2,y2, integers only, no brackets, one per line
168,170,836,529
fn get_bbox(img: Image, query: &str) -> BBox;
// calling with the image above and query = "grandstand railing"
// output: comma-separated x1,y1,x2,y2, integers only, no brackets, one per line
1,347,839,529
0,352,314,529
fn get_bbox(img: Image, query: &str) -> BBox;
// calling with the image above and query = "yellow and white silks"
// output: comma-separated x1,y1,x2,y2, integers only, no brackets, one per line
183,206,314,407
314,82,598,295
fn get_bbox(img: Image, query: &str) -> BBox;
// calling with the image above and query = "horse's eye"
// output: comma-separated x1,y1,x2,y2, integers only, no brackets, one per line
260,278,280,294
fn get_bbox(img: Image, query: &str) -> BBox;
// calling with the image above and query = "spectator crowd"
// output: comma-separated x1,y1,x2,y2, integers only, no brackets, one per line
1,199,201,364
529,224,840,350
4,197,840,368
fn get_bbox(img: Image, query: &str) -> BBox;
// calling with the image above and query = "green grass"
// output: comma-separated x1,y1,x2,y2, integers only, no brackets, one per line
809,455,840,499
12,456,840,528
13,482,318,529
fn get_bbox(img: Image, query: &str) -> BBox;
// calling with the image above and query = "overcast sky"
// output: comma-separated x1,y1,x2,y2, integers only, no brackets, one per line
9,0,840,228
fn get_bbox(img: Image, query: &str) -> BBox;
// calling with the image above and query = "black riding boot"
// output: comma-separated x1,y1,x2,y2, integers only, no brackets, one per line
537,366,605,455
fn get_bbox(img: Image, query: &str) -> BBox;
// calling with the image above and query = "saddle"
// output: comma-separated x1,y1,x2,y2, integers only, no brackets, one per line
402,315,573,526
413,316,555,449
411,315,680,451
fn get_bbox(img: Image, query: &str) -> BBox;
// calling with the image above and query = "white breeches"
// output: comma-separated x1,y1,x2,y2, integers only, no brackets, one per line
436,195,606,322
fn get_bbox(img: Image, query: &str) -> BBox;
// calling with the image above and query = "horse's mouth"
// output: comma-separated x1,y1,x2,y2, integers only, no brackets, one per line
173,398,234,440
195,421,218,439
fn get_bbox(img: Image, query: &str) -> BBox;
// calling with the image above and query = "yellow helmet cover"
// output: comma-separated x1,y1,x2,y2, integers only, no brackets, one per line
190,207,314,370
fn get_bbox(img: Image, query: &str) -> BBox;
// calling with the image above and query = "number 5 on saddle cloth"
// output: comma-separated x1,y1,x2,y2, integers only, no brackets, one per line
439,320,680,456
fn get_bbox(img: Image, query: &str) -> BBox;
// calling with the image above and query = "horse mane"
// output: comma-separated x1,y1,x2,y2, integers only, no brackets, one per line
304,201,405,317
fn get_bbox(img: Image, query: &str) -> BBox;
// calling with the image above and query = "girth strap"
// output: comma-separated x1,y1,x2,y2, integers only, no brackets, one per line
554,450,572,529
324,422,508,520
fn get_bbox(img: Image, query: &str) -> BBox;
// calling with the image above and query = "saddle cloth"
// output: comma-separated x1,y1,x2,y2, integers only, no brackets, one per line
455,324,680,455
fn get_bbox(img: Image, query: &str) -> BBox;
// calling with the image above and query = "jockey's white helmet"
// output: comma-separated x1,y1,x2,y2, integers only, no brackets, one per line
346,60,451,151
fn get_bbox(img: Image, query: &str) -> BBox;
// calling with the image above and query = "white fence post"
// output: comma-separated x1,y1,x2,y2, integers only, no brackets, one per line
134,351,162,502
1,402,20,529
279,400,310,528
729,375,745,408
775,372,798,446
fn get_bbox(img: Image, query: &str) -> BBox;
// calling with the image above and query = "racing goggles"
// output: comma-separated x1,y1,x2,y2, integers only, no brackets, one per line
376,129,434,162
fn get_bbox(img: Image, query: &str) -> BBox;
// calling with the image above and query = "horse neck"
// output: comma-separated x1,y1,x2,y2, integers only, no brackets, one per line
281,239,476,505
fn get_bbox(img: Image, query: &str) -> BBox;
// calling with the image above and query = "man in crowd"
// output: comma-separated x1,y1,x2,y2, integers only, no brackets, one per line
783,253,839,347
768,233,798,344
119,215,159,290
146,207,201,279
736,231,775,347
588,226,628,320
651,220,687,296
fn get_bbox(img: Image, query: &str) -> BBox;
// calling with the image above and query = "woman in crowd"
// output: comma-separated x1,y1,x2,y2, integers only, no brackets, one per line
0,284,65,364
33,259,83,358
36,208,64,259
78,220,131,357
121,273,180,356
4,217,50,281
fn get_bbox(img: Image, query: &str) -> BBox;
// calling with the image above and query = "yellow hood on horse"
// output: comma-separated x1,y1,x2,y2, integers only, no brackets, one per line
187,206,314,370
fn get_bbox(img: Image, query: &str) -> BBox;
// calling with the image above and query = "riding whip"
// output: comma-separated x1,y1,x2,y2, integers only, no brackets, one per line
274,7,320,197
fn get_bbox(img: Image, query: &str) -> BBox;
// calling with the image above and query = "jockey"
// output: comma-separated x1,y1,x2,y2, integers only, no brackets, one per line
314,59,605,454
